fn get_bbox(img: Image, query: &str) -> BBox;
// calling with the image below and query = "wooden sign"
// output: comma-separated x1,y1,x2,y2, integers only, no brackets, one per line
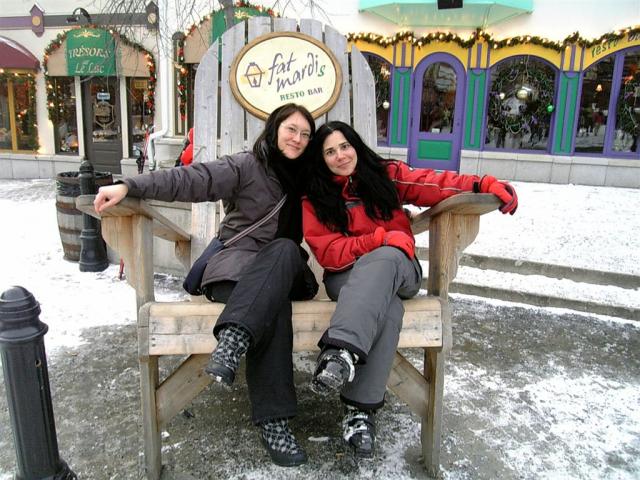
230,31,342,119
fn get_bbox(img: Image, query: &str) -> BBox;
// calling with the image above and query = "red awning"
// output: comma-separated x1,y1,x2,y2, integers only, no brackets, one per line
0,36,39,70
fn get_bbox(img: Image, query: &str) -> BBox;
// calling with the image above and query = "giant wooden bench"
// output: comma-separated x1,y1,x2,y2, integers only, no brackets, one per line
76,192,498,478
76,14,500,478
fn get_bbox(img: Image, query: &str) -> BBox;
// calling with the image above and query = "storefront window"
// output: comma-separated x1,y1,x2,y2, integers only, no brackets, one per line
420,62,456,134
128,77,152,156
0,80,10,149
613,50,640,153
486,56,556,151
364,54,391,144
0,72,38,152
575,57,614,153
51,77,79,154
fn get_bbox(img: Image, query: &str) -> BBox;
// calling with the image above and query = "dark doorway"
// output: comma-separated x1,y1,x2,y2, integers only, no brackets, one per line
82,76,122,174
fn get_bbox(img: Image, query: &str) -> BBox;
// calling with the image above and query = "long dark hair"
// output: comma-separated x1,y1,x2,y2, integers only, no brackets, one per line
305,121,400,233
252,103,315,164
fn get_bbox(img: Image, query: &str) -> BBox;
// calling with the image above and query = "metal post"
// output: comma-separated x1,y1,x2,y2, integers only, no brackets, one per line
78,159,108,272
0,286,77,479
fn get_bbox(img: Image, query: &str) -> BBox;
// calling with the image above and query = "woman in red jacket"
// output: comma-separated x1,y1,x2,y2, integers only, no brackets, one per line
302,121,517,458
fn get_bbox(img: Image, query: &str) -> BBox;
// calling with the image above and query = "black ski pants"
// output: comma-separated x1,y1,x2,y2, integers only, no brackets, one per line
205,238,309,424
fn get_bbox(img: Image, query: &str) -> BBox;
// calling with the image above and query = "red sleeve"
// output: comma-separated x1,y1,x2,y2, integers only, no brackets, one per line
180,144,194,166
302,199,384,271
388,161,479,207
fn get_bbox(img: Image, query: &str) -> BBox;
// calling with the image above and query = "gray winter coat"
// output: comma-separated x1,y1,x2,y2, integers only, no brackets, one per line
123,151,286,285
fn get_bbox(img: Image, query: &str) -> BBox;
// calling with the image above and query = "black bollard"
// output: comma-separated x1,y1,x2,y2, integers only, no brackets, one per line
0,286,77,479
78,159,109,272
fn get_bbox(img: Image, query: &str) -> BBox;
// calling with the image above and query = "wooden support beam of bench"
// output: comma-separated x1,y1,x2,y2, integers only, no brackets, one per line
387,351,429,419
156,354,212,428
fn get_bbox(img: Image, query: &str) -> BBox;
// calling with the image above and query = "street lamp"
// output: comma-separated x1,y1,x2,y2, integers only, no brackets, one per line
66,7,93,25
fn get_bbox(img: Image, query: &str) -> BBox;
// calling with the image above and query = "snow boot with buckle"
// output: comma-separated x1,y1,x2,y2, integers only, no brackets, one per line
311,348,357,395
342,406,376,458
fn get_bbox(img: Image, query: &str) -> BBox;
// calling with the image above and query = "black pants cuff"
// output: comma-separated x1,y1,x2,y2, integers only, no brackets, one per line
318,332,367,364
340,394,383,412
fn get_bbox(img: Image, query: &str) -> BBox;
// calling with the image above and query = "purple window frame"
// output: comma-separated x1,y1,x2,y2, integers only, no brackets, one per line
572,45,640,159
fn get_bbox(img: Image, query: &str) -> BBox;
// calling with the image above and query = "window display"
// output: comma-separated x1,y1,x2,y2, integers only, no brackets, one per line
128,77,152,156
51,77,79,154
0,72,38,152
575,57,613,154
613,50,639,153
486,56,555,151
419,62,456,134
364,54,391,144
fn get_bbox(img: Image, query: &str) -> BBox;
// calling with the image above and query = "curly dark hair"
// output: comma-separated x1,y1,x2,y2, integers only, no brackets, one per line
305,121,400,233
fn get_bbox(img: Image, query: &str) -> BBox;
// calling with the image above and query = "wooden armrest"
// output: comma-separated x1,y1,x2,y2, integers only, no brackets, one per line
411,193,500,235
411,193,500,297
76,195,190,242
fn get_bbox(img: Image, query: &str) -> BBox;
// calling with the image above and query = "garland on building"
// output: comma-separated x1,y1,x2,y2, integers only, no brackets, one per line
176,1,278,121
487,59,555,136
347,25,640,52
176,38,187,120
0,71,39,151
43,27,156,122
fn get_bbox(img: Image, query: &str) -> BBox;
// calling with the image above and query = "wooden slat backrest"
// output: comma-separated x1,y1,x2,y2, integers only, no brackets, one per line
191,17,377,262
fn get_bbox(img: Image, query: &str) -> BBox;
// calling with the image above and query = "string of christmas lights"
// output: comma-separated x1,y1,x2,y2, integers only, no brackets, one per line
347,25,640,52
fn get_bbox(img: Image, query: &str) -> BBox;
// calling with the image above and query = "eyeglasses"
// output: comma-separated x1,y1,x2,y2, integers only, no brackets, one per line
281,124,312,142
323,142,353,159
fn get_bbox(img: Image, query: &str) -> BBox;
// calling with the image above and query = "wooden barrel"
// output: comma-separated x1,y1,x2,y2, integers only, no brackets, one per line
55,171,113,261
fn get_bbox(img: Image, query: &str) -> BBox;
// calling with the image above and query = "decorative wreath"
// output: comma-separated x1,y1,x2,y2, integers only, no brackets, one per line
487,57,555,135
616,69,640,138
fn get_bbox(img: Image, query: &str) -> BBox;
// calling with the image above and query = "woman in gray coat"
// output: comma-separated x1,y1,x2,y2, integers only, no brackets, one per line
94,103,318,467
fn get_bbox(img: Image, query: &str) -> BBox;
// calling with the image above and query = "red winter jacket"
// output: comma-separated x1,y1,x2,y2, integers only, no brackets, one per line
180,128,194,166
302,161,478,272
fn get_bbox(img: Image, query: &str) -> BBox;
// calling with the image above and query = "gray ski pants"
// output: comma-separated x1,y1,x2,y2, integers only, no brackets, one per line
321,246,422,410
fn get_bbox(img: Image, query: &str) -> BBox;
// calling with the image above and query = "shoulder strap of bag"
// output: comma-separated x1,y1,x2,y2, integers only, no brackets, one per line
221,195,287,247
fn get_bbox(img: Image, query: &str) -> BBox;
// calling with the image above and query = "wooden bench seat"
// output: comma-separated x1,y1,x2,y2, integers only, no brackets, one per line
142,297,444,356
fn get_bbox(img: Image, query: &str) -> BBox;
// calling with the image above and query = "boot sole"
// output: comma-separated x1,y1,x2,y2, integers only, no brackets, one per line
345,440,375,459
204,361,234,390
310,370,345,395
260,437,308,467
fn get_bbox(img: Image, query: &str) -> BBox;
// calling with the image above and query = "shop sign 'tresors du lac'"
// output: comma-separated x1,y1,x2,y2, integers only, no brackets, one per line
230,32,342,119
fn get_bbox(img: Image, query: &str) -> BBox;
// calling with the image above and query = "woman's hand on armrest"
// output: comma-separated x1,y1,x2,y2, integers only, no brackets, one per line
94,183,129,214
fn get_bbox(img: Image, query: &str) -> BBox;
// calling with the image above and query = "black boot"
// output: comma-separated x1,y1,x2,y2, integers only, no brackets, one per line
311,348,356,395
342,406,376,458
205,324,250,387
260,418,308,467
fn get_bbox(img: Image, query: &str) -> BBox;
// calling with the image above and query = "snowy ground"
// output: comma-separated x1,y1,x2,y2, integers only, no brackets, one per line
0,178,639,479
